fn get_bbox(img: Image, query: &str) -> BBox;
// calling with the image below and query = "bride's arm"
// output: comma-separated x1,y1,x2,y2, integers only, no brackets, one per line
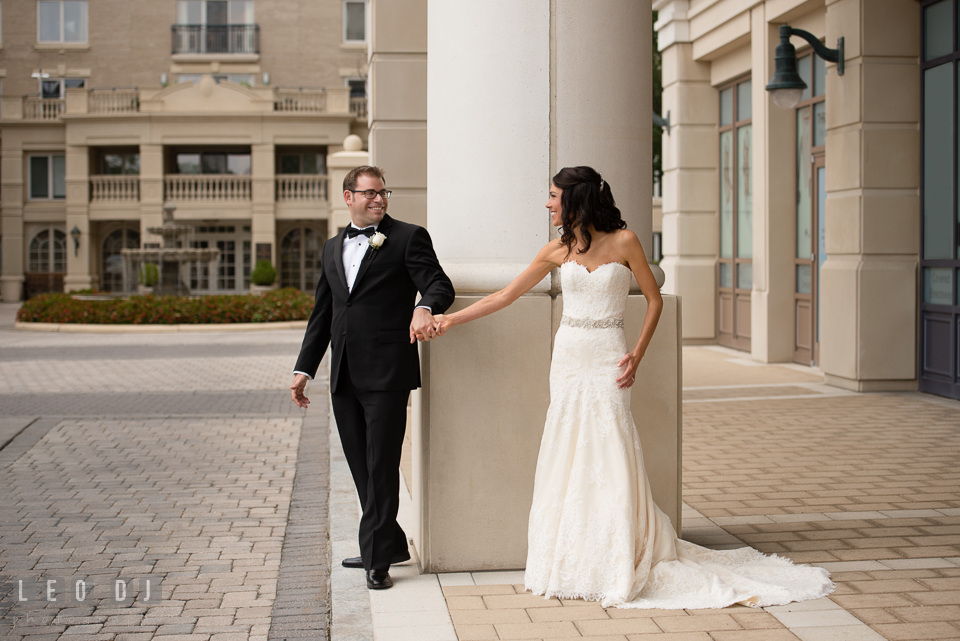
436,240,564,333
616,231,663,388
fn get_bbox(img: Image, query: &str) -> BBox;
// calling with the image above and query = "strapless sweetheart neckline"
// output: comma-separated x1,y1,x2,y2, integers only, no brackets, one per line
561,260,630,275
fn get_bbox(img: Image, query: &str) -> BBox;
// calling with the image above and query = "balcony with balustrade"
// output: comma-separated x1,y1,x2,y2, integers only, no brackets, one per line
171,24,260,58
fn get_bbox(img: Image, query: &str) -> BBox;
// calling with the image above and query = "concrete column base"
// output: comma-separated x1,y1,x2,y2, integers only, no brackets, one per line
660,255,716,341
824,374,918,393
1,276,23,302
64,275,94,292
415,294,681,573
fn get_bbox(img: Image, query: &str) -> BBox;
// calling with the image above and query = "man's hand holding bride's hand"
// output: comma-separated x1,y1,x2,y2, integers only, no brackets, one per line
410,307,440,343
616,351,642,389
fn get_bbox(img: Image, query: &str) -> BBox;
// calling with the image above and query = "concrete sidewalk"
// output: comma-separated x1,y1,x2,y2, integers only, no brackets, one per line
332,346,960,641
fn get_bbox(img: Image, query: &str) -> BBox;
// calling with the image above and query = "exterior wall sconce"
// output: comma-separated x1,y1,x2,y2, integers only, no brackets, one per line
653,111,671,135
70,226,81,256
765,25,844,109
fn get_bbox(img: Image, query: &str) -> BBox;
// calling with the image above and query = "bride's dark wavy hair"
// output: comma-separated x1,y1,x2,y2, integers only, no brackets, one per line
553,166,626,255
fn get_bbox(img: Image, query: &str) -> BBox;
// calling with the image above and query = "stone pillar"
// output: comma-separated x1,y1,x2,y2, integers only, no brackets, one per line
819,0,920,390
326,136,369,238
251,143,276,269
139,144,165,247
655,1,718,342
368,0,427,228
64,144,93,292
419,0,680,572
1,143,24,301
749,7,799,362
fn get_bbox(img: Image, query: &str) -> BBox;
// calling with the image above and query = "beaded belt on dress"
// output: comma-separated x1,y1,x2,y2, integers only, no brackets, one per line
560,315,624,329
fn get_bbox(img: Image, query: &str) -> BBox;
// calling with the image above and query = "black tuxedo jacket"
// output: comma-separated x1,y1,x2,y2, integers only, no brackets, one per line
294,214,455,392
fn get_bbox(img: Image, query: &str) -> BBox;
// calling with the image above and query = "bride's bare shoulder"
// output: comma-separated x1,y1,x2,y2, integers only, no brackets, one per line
537,237,568,266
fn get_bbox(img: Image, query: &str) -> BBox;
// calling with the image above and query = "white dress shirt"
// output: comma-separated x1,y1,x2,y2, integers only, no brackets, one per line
293,223,430,381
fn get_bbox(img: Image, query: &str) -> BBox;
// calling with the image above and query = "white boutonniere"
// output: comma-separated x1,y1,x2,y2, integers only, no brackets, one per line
369,231,387,250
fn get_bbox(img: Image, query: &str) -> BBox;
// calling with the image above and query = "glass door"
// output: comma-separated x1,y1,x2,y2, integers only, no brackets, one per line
793,53,826,365
718,78,753,351
920,0,960,399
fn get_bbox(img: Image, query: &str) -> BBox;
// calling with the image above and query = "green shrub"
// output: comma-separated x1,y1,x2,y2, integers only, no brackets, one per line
250,259,278,286
17,288,314,325
139,263,159,286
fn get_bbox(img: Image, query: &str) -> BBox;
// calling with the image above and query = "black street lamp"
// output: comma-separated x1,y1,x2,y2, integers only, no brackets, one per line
765,25,844,109
70,226,81,256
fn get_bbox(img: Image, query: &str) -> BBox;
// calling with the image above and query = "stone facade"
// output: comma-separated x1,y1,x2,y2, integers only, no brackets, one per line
655,0,936,395
0,0,370,300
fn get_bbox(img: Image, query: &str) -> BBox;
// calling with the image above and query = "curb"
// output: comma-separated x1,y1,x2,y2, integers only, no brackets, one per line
13,320,309,333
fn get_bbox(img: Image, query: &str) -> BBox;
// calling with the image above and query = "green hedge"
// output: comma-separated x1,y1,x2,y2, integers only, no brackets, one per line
17,288,315,325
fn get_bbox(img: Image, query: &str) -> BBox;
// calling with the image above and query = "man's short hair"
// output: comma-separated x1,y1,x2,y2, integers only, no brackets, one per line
343,165,386,192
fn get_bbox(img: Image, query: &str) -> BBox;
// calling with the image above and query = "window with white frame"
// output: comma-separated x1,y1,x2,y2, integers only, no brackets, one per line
177,1,254,25
343,1,365,42
38,1,87,43
29,155,66,200
40,78,85,99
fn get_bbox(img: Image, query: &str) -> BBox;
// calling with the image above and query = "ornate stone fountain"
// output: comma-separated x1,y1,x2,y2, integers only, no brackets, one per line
121,202,220,295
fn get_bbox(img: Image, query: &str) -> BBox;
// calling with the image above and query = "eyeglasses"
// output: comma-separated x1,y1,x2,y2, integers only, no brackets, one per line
349,189,392,200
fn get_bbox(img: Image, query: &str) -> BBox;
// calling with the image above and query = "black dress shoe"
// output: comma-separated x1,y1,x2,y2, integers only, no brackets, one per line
366,569,393,590
341,549,411,569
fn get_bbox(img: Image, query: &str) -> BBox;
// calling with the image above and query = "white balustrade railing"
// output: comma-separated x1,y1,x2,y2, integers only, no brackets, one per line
350,97,368,118
90,175,140,202
274,89,326,113
23,98,65,121
90,90,139,114
165,175,252,201
276,175,328,201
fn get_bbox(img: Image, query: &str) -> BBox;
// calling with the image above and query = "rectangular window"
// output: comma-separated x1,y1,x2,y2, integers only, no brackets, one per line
29,155,66,200
38,1,87,43
177,151,251,174
344,0,365,42
102,153,140,175
40,78,85,99
177,0,253,24
278,151,325,175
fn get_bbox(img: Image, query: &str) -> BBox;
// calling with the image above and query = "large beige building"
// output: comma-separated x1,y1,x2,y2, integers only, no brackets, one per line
655,0,957,400
0,0,369,301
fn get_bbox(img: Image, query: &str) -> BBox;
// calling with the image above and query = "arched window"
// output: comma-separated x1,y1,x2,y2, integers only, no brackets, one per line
281,226,323,291
29,228,66,273
26,227,67,297
101,227,140,292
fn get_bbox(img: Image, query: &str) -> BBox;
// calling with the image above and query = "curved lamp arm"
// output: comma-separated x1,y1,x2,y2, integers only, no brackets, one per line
782,25,844,76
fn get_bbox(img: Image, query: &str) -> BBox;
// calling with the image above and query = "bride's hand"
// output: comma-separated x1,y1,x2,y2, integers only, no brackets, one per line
434,314,452,336
616,351,641,389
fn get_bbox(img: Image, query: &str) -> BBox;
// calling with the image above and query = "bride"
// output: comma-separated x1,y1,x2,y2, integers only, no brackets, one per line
434,166,833,609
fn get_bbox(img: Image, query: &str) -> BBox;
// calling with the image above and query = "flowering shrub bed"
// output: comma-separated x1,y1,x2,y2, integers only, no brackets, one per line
17,288,314,325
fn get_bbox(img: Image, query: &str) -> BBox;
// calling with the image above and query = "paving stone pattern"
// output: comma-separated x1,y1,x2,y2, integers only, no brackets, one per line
0,392,305,418
0,417,300,640
0,355,297,394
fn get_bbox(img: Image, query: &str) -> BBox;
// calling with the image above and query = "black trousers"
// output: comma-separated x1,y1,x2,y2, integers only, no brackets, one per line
331,352,410,571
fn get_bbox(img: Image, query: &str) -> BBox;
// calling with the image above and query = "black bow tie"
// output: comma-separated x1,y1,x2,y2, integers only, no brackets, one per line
346,226,376,239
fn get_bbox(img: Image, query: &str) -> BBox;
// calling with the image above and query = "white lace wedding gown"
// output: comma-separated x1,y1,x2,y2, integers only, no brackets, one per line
523,261,834,609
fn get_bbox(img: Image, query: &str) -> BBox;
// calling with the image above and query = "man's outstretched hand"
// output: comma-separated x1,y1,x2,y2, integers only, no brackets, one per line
290,373,311,408
410,307,440,343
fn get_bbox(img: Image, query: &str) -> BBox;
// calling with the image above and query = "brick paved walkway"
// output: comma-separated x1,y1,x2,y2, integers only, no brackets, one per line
439,347,960,641
0,319,332,641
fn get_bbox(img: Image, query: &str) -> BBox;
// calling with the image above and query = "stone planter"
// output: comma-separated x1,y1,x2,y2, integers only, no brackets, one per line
137,285,155,295
249,284,275,296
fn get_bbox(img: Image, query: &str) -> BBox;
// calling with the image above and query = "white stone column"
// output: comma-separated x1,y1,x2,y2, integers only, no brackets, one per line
1,143,24,301
420,0,680,572
326,135,370,238
251,143,276,270
64,143,93,292
819,0,920,390
139,144,165,247
369,0,427,228
655,0,718,342
749,7,799,363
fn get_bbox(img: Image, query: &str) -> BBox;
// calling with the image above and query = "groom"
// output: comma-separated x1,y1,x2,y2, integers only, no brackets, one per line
291,165,454,590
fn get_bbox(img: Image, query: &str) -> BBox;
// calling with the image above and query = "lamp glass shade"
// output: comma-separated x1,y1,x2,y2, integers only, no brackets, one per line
771,88,805,110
